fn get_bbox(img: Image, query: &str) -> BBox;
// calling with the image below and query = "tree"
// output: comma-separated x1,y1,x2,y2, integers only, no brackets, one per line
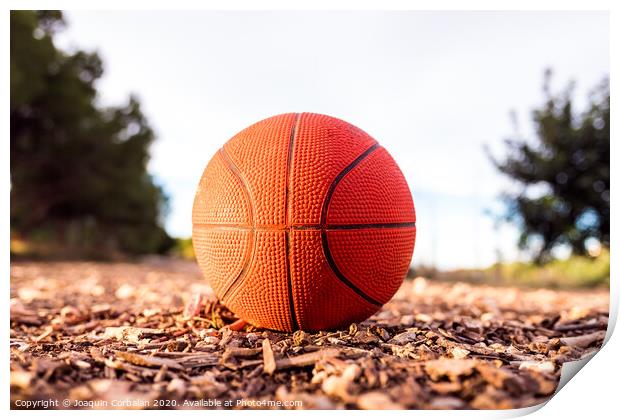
10,11,173,256
490,71,609,263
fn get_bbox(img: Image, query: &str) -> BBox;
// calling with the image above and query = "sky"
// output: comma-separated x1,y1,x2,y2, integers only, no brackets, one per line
54,11,609,269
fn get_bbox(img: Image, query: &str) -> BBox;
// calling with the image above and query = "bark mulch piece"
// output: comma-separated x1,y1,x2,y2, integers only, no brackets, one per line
10,260,609,409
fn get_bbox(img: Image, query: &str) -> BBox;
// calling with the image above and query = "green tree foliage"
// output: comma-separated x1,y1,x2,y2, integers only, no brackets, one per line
11,11,173,256
491,71,609,263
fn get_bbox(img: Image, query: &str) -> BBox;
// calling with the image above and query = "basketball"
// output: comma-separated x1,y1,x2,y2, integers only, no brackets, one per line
192,113,416,332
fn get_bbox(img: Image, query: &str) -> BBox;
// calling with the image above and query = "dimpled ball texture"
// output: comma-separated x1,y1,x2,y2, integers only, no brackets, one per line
192,113,416,332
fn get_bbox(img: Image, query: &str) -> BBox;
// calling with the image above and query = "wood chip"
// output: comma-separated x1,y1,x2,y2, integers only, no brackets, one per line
389,331,419,345
89,347,106,362
262,339,276,375
450,347,471,359
154,365,168,382
183,292,208,319
228,319,248,331
276,348,341,371
73,359,92,369
424,358,478,381
10,371,33,389
115,351,184,370
103,326,165,343
559,331,606,348
34,326,53,342
519,360,555,374
222,346,262,362
219,327,233,347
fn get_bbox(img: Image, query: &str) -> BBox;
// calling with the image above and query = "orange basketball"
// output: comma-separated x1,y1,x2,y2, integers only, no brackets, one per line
192,113,416,332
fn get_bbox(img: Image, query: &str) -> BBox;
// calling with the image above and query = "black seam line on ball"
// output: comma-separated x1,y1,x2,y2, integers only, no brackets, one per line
218,147,257,303
285,113,301,331
320,142,384,307
193,222,416,231
320,230,383,307
324,222,416,230
319,142,380,225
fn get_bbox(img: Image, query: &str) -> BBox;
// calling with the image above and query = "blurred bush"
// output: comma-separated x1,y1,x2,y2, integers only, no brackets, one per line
407,264,439,280
170,237,195,260
10,11,173,258
415,249,610,289
489,248,610,289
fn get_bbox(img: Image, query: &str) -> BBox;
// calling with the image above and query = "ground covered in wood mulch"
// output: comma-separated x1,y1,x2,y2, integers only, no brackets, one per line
10,259,609,410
